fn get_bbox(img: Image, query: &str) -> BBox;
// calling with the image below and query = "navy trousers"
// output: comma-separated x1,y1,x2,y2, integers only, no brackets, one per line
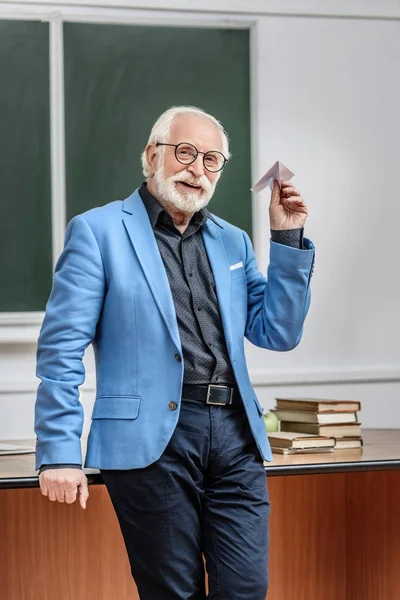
101,395,270,600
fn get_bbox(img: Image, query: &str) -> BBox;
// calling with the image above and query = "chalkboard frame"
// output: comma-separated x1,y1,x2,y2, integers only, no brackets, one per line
0,11,257,331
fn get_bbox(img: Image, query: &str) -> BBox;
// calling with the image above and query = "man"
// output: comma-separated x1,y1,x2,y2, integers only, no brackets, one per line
35,106,314,599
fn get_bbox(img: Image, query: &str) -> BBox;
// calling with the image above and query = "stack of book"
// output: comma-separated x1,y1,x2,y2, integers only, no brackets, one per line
268,431,336,455
271,397,363,450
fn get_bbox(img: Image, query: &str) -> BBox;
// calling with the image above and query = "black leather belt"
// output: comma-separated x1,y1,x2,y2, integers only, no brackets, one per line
182,384,242,406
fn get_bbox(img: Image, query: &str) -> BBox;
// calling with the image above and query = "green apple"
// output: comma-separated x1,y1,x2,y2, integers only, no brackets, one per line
263,411,279,433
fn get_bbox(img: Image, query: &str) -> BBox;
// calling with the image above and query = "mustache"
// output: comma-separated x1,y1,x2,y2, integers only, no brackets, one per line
170,170,213,192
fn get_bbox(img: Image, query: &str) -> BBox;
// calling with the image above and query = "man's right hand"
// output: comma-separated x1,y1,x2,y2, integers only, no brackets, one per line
39,468,89,509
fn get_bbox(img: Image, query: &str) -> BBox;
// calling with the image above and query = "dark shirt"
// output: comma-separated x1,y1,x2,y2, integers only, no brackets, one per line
271,227,304,248
140,182,236,386
38,185,304,473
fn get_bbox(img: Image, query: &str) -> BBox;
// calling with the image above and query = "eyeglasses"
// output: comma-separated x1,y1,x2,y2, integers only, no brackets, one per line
156,142,228,173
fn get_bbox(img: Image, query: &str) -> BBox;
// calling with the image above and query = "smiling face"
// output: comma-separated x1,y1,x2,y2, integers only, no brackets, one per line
146,113,224,214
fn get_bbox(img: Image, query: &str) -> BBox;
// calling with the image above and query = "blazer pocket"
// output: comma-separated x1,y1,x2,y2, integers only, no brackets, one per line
91,395,141,419
230,267,246,280
253,395,264,416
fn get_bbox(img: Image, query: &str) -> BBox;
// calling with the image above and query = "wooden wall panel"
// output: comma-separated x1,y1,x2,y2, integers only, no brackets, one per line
346,470,400,600
1,471,399,600
267,473,346,600
0,486,138,600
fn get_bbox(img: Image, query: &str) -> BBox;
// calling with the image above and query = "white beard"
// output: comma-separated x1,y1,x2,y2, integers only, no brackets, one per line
153,165,217,214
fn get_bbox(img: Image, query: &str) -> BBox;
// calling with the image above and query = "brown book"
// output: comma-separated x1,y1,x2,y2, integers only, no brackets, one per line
334,437,363,450
271,409,357,424
271,446,334,455
280,421,362,437
275,397,361,413
268,431,335,449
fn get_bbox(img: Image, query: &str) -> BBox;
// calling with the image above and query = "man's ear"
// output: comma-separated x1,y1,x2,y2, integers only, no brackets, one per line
146,144,157,173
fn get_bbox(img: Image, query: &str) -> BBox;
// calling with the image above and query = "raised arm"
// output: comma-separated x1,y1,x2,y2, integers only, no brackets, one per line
244,178,315,350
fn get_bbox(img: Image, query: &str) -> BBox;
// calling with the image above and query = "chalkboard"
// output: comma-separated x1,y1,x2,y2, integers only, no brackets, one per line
0,20,52,312
64,24,251,235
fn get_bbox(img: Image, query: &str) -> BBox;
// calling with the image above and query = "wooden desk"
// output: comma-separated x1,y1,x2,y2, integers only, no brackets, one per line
1,428,399,600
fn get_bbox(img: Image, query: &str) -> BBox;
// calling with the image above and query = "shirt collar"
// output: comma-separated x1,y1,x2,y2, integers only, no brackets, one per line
139,182,164,229
139,182,223,231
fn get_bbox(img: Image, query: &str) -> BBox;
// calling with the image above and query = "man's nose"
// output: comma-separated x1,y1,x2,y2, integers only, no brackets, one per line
187,154,205,178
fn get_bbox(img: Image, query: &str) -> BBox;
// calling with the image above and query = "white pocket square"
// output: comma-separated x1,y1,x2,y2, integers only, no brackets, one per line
230,261,243,271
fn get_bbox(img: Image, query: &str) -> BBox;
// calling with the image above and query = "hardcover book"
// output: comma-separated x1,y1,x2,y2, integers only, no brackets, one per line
275,397,361,413
271,409,357,425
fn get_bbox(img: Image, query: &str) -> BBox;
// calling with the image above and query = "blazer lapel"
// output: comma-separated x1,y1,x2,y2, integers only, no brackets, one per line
122,190,181,352
201,219,233,355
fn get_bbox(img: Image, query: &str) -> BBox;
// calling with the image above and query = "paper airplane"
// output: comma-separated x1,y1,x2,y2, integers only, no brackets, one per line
251,161,295,193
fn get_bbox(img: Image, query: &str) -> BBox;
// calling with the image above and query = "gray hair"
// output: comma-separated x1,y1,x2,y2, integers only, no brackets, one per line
141,105,231,178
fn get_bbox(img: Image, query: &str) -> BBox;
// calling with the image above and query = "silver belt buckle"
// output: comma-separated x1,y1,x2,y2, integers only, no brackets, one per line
206,384,234,406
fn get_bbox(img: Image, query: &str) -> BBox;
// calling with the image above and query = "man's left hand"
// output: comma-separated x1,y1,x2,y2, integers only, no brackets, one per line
269,180,308,230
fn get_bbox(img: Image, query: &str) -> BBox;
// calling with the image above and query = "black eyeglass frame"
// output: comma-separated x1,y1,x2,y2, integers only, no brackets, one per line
156,142,228,173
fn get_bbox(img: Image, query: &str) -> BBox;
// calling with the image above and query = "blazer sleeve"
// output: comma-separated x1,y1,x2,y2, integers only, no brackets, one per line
243,230,315,351
34,215,105,469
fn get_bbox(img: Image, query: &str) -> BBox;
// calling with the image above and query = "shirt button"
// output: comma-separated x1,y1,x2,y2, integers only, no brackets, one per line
168,401,178,410
174,353,182,363
197,307,202,311
189,273,193,277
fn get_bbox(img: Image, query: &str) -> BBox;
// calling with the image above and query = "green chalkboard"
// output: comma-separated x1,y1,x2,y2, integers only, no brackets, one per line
64,24,251,235
0,20,52,312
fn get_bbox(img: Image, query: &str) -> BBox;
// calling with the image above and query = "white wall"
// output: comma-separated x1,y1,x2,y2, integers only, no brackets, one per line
246,13,400,421
0,1,399,439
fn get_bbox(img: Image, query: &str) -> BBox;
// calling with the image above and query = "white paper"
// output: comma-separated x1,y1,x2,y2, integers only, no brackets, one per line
251,161,295,193
230,262,243,271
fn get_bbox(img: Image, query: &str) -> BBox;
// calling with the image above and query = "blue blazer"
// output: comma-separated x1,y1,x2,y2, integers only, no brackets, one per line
34,189,315,470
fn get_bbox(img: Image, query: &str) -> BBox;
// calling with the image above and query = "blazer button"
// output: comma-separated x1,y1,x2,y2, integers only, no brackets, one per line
168,401,178,410
174,353,182,363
